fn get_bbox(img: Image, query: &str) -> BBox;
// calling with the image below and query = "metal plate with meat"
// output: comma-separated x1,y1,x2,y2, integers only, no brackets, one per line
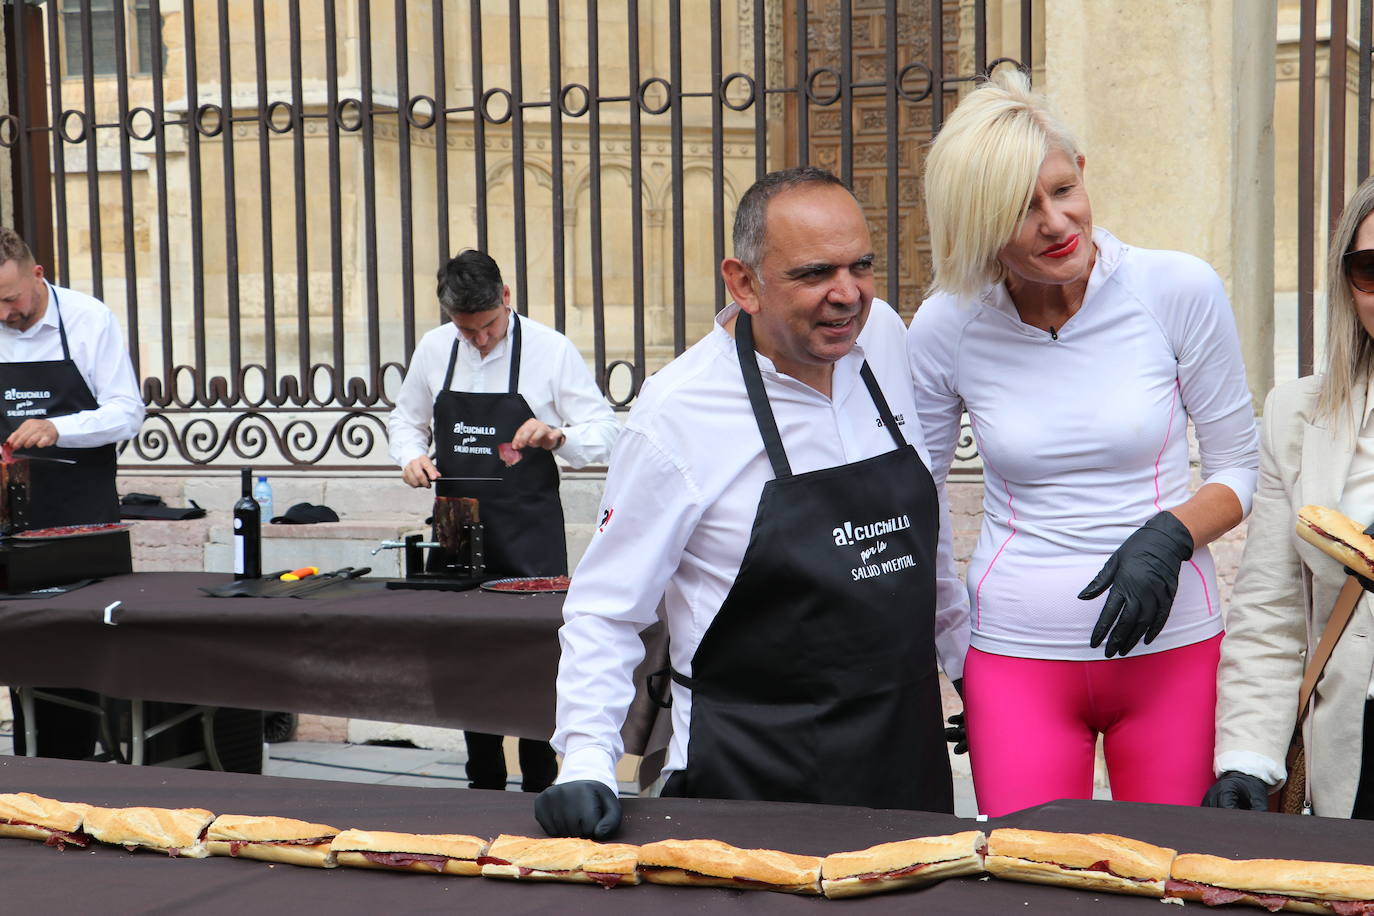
11,522,131,540
479,575,571,594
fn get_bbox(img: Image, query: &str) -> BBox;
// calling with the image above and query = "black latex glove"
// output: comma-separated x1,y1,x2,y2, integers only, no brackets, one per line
534,780,622,839
1079,510,1196,658
1201,771,1269,810
945,678,967,755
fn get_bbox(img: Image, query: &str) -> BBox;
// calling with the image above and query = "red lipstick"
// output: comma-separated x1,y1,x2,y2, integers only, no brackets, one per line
1041,234,1080,259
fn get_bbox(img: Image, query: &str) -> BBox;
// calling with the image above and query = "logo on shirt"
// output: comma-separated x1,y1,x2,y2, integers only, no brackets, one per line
875,412,906,428
598,507,614,532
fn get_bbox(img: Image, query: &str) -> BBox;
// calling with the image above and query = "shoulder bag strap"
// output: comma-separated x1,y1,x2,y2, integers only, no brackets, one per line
1296,576,1364,720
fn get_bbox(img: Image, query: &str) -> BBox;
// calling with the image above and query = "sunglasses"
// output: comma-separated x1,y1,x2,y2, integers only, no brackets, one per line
1345,248,1374,293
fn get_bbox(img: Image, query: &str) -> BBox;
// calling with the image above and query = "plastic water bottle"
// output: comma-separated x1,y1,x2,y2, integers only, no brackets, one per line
253,475,274,522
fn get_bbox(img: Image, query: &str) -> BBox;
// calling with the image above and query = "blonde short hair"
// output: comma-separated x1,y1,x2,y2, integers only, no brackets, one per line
923,68,1082,298
1318,175,1374,421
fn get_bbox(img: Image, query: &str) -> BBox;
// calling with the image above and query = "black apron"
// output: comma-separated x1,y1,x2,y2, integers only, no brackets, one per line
0,284,119,529
663,312,952,812
431,312,567,577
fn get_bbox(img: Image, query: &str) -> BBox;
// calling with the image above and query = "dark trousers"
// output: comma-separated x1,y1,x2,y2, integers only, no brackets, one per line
9,688,100,759
1354,700,1374,819
463,730,558,792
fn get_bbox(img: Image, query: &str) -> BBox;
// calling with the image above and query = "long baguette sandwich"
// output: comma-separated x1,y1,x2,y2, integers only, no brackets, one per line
1297,505,1374,576
206,814,340,868
1168,853,1374,914
332,829,488,876
0,792,91,849
478,834,640,887
637,837,822,895
821,830,987,899
82,805,216,858
984,828,1176,897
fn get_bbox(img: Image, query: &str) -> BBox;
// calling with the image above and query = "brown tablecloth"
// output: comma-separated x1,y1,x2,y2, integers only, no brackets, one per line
3,755,1374,914
0,572,668,752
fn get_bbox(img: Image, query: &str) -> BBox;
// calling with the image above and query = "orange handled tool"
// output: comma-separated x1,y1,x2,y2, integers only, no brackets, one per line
280,566,319,581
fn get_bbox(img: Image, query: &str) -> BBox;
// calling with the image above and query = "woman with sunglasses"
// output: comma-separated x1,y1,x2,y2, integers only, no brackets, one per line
1206,176,1374,818
910,69,1259,816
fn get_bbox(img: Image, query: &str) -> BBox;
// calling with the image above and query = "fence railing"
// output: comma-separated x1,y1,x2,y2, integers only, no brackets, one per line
2,0,1029,470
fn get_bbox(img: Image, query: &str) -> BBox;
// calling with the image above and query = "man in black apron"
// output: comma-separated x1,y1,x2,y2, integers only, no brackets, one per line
0,228,145,757
537,169,965,839
388,249,619,792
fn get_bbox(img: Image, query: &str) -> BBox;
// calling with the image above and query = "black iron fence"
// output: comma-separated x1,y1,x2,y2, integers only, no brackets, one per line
1295,0,1372,376
2,0,1029,469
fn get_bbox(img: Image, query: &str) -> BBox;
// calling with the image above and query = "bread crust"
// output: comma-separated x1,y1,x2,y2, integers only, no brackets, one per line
335,850,480,877
821,830,986,880
1173,852,1374,902
1298,504,1374,576
83,806,215,857
206,840,336,868
987,856,1166,897
820,831,986,899
207,814,339,844
638,838,821,894
481,834,640,881
0,792,89,833
330,828,487,861
986,829,1175,882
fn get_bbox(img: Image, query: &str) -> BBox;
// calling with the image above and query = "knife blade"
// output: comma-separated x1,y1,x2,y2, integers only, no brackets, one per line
10,455,77,465
432,477,502,482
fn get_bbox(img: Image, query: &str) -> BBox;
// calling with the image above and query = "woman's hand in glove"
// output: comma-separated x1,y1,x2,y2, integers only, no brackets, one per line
1078,510,1196,658
1201,771,1269,810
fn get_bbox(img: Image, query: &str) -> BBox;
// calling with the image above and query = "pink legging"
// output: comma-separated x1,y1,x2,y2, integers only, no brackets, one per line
963,634,1221,817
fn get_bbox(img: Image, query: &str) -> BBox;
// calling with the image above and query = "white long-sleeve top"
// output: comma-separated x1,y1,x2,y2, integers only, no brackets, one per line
553,300,971,792
0,283,145,448
386,310,619,470
908,228,1258,661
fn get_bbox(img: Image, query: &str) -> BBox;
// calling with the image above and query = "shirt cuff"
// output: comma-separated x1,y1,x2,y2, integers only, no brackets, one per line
554,745,620,793
1215,749,1285,788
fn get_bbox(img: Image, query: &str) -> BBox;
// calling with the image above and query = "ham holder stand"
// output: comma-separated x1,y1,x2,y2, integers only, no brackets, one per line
376,496,486,591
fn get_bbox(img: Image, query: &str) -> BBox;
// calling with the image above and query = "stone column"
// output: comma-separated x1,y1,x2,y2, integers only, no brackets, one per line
1043,0,1277,408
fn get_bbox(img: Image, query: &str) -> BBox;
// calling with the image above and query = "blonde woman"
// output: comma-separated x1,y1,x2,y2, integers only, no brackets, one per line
908,69,1258,816
1206,176,1374,818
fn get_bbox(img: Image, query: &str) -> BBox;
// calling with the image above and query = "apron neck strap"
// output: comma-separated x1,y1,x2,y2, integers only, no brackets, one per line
507,311,521,394
439,309,521,394
862,362,907,449
735,311,907,479
49,283,70,361
735,311,793,479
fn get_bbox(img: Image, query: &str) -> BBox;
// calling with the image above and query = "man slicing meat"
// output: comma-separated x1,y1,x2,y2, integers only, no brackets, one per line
387,249,619,793
536,168,970,839
0,226,145,759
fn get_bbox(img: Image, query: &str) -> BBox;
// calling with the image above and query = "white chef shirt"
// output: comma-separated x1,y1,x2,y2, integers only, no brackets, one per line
552,300,971,792
386,309,619,470
0,282,145,448
908,228,1259,661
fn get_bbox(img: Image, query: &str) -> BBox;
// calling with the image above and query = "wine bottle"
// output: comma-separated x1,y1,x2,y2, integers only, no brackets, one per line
233,466,262,580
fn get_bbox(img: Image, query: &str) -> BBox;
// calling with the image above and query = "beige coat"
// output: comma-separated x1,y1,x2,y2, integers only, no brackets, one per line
1216,374,1374,817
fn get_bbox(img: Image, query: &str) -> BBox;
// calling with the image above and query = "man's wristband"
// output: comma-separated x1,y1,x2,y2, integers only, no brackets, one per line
553,429,567,450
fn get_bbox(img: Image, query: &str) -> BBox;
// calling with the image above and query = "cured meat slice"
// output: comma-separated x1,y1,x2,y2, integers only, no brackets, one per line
498,442,522,466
